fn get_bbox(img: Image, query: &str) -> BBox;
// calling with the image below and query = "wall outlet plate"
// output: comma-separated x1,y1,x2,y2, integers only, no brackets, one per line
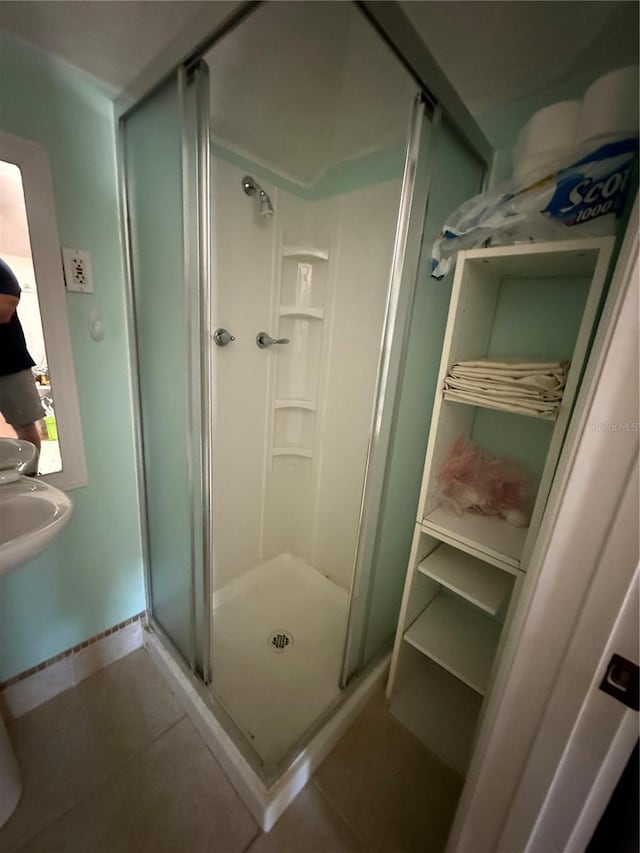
62,247,94,293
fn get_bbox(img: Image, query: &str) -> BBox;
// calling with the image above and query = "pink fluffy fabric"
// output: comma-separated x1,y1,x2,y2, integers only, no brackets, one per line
437,437,531,526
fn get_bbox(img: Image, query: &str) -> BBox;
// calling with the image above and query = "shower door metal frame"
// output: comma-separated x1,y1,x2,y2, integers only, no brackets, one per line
185,58,213,683
339,95,440,686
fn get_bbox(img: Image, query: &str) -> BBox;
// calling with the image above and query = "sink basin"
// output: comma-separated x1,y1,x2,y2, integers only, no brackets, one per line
0,437,38,475
0,476,73,576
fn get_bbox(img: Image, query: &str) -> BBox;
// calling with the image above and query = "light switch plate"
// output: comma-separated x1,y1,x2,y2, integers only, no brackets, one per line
62,247,94,293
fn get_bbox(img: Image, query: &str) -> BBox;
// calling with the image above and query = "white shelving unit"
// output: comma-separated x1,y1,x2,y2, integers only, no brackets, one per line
387,237,614,775
442,390,558,421
421,509,526,571
405,592,501,694
417,544,513,616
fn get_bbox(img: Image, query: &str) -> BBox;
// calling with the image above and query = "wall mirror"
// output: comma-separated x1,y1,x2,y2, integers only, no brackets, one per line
0,130,86,488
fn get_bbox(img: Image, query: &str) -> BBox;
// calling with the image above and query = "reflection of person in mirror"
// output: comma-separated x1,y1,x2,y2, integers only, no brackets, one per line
0,257,44,460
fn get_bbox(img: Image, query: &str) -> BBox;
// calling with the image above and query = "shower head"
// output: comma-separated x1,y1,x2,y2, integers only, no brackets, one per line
259,192,274,218
241,175,274,218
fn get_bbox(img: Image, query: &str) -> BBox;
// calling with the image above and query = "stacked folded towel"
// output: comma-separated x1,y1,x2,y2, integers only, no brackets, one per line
443,358,569,419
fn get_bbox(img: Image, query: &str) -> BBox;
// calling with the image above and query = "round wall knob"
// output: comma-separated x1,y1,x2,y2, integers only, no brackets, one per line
213,328,236,347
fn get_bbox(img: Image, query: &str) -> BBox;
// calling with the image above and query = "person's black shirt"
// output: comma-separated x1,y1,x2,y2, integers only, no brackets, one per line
0,257,36,377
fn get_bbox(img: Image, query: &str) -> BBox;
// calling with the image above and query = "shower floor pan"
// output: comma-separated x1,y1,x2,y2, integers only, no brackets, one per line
210,553,347,765
145,553,388,831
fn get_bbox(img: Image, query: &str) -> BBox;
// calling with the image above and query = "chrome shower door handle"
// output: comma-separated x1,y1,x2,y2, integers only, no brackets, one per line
256,331,290,349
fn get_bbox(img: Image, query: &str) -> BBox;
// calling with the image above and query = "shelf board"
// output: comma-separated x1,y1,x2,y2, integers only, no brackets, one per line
274,399,316,411
390,655,481,776
272,447,312,458
279,306,324,320
442,390,558,421
422,506,527,572
418,544,514,617
404,592,501,694
282,245,329,262
461,239,608,278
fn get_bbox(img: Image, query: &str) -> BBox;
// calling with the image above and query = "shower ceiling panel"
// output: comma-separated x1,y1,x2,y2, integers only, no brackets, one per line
204,2,413,187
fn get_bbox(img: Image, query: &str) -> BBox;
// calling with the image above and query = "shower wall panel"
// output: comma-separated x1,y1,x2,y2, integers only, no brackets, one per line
210,155,276,590
210,151,403,595
311,178,403,589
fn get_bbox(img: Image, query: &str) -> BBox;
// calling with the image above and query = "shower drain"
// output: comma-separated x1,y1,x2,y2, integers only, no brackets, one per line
268,630,293,652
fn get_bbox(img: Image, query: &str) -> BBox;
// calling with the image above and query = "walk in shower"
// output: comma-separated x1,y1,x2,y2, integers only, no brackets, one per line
120,0,486,809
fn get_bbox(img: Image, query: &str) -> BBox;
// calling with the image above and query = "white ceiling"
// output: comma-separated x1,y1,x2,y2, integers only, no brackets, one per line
0,1,210,94
0,1,637,183
1,1,636,114
401,1,639,115
204,2,416,186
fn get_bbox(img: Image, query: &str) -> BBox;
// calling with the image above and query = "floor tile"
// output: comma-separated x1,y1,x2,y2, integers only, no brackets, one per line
247,784,368,853
121,716,259,853
314,690,464,853
77,648,184,766
0,688,115,853
16,777,139,853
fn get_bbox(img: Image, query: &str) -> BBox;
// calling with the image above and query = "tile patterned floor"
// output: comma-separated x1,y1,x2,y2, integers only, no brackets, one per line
0,649,462,853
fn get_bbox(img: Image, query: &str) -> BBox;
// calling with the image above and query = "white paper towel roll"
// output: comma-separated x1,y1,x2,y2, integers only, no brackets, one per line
576,65,639,146
513,100,581,181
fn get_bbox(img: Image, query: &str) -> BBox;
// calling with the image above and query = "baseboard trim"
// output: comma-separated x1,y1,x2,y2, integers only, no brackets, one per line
0,612,146,722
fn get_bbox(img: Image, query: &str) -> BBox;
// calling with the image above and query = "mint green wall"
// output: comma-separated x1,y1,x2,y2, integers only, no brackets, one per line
0,34,145,682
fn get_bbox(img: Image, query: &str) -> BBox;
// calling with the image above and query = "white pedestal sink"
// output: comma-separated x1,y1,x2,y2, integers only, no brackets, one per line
0,439,74,827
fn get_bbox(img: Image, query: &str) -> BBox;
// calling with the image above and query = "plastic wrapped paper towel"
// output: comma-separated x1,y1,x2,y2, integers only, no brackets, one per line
431,136,637,280
431,66,639,280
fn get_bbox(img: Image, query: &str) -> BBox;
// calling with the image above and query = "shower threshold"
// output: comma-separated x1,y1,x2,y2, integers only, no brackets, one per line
144,620,389,832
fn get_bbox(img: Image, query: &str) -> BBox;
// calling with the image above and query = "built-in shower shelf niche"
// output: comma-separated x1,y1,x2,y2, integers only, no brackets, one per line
282,245,329,262
279,306,324,320
275,399,317,411
272,447,313,459
269,238,331,474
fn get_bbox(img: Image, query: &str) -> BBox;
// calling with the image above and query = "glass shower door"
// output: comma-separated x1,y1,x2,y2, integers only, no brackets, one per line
122,66,209,672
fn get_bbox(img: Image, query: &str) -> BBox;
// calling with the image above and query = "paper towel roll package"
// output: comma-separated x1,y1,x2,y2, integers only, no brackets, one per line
513,101,581,182
429,66,638,278
576,65,639,146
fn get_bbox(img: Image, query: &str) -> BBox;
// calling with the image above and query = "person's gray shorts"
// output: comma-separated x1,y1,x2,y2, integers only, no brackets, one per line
0,369,44,426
